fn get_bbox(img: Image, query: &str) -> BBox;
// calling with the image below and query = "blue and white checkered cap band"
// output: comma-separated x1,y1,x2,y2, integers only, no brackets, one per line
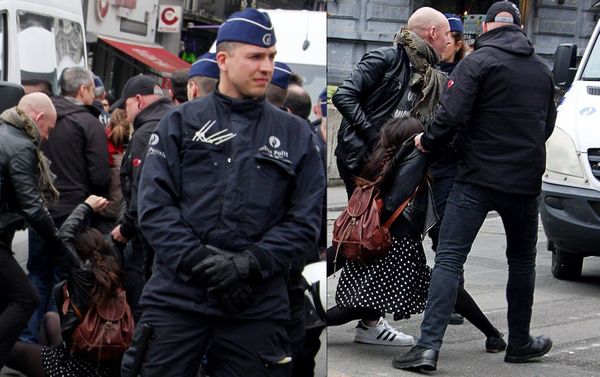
217,8,276,48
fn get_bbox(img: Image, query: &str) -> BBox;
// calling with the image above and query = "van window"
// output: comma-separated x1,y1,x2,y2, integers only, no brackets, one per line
582,36,600,81
17,11,85,94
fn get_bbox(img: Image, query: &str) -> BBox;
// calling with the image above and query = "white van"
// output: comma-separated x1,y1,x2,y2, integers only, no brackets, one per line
210,9,327,120
541,20,600,280
0,0,87,93
0,0,87,270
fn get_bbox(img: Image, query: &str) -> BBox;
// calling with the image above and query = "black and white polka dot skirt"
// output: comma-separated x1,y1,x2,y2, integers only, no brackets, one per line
41,343,119,377
335,234,431,320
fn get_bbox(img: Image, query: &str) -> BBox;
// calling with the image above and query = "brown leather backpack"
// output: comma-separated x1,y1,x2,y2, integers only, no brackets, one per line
332,180,415,266
63,285,134,362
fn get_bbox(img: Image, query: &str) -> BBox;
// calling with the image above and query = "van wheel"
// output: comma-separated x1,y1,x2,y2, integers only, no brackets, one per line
551,248,583,280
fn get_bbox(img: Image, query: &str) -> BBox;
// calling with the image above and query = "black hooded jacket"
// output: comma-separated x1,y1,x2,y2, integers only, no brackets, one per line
421,25,556,195
119,97,173,239
42,96,110,219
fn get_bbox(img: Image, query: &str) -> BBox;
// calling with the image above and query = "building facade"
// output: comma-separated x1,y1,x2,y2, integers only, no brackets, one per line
328,0,600,84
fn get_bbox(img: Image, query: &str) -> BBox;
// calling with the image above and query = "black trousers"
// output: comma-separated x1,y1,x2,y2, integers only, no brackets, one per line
121,306,292,377
0,238,39,368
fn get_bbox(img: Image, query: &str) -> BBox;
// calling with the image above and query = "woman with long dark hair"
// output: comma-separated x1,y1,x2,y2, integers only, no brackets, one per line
328,116,433,346
6,195,127,377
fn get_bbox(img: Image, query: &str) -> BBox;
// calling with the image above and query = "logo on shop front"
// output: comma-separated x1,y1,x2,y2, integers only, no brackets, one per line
160,7,179,26
97,0,109,20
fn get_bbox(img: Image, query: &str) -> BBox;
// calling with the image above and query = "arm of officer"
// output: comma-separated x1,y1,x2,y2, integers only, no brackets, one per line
420,57,482,153
137,110,209,282
332,48,392,146
9,145,59,242
247,132,326,280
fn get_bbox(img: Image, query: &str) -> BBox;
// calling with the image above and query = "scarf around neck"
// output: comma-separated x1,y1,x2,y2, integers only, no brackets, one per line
0,107,59,204
394,29,447,125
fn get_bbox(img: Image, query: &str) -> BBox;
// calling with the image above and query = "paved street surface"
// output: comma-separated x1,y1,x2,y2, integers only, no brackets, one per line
327,184,600,377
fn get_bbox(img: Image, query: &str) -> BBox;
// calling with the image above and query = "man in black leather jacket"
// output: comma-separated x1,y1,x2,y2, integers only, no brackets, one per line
394,2,556,371
333,7,450,198
0,92,63,369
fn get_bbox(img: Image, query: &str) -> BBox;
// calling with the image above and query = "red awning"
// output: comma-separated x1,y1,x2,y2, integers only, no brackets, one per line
99,36,190,75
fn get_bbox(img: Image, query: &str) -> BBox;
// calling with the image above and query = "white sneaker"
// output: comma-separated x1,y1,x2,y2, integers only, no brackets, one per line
353,318,414,346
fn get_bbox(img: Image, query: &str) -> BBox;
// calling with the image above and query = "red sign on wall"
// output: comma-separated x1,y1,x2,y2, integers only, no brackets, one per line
158,5,182,33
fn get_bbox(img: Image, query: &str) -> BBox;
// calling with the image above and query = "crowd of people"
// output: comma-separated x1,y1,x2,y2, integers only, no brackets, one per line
0,7,327,377
330,0,556,373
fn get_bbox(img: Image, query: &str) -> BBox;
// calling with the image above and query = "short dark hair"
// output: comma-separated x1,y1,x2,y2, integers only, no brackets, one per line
189,76,218,97
266,84,288,108
171,68,189,103
284,84,311,120
288,73,303,87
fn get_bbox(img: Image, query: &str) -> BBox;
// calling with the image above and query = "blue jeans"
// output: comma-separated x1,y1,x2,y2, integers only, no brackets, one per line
417,182,540,351
19,227,63,343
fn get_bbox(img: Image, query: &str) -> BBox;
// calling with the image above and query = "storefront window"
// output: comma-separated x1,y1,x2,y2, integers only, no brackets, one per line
17,11,85,93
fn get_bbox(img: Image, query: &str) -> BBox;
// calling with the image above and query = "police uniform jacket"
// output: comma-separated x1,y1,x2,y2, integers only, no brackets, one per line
137,89,325,320
421,25,556,195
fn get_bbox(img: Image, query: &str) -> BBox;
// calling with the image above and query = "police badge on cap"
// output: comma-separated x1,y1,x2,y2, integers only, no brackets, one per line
217,8,277,48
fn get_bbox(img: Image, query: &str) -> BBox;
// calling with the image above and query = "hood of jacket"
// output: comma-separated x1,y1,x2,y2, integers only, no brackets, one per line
52,95,100,119
474,24,534,57
133,97,173,131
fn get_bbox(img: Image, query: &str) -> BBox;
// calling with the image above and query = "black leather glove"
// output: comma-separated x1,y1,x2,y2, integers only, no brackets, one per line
215,281,254,313
194,253,253,292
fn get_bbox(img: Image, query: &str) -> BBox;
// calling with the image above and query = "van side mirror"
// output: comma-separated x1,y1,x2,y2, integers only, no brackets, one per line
553,43,577,90
0,82,25,113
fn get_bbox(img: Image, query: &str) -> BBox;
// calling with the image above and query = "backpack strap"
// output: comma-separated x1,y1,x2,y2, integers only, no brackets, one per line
62,284,83,321
382,187,418,229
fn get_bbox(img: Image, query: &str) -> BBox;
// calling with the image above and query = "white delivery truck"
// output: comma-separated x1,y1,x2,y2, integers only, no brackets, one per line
541,20,600,280
0,0,87,270
0,0,87,93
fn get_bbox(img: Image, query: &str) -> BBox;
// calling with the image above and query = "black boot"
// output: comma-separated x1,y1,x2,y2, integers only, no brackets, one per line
485,330,507,353
504,335,552,363
392,346,439,371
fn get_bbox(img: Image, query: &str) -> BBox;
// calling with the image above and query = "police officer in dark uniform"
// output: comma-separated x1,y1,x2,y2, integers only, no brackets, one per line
120,8,325,377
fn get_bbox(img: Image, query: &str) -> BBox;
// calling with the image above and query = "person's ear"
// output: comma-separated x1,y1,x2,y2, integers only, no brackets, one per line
482,22,489,33
34,111,44,124
216,51,228,72
136,94,143,109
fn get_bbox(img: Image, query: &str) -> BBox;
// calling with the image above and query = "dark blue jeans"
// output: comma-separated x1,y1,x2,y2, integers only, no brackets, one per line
20,225,64,343
417,182,540,351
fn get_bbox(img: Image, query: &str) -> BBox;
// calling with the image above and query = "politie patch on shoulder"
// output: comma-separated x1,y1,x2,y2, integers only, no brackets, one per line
147,146,166,159
149,134,159,146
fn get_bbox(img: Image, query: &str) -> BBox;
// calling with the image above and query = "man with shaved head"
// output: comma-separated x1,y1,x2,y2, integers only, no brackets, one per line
333,6,449,198
330,6,449,346
0,92,64,369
